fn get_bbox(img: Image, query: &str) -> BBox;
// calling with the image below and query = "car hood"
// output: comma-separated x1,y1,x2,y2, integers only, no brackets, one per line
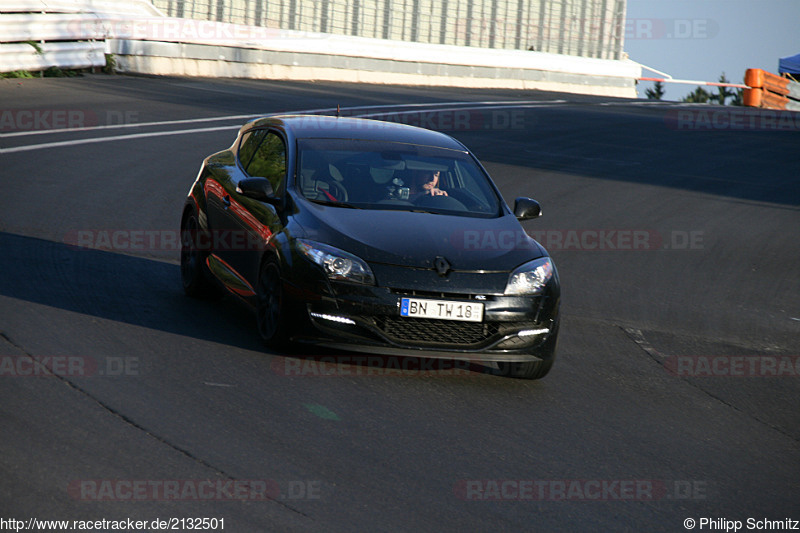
296,200,545,272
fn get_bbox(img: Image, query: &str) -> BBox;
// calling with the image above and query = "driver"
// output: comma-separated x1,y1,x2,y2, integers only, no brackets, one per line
410,169,447,198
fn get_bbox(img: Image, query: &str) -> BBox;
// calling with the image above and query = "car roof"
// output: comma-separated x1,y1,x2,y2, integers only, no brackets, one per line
246,115,468,151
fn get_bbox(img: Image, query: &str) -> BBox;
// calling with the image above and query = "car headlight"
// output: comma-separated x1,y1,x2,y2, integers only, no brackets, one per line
504,257,554,295
296,239,375,285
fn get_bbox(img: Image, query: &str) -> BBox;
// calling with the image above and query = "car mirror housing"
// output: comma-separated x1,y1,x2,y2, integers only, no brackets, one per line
513,197,542,220
237,177,277,203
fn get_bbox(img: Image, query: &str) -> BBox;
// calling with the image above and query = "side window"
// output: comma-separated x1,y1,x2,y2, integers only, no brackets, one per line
238,129,266,171
245,131,286,194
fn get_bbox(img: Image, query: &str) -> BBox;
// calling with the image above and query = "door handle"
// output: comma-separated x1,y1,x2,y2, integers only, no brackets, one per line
222,195,231,209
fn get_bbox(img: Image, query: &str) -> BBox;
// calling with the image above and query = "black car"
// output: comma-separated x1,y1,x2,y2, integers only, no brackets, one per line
180,115,560,379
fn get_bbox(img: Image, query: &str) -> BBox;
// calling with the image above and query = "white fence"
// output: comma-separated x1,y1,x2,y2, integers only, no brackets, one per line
152,0,628,60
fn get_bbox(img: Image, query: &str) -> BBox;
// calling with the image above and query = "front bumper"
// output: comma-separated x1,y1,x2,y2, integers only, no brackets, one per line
288,275,560,363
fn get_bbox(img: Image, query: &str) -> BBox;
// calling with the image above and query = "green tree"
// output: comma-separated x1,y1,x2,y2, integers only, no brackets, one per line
730,88,744,106
681,86,712,103
645,81,665,100
712,73,735,105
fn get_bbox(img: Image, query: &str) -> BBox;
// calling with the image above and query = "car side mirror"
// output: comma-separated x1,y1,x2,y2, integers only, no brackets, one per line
237,177,276,203
513,197,542,220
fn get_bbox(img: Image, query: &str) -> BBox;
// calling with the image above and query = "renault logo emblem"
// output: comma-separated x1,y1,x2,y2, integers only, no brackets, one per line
434,256,452,277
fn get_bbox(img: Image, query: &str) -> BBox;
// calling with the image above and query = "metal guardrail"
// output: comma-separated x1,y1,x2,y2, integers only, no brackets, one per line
0,13,106,42
1,0,163,16
152,0,627,60
0,41,105,72
0,0,162,74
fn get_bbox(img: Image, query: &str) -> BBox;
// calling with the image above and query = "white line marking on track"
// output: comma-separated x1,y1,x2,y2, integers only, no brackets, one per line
0,125,240,154
1,99,566,139
0,114,259,139
621,327,666,359
0,100,567,154
358,102,567,119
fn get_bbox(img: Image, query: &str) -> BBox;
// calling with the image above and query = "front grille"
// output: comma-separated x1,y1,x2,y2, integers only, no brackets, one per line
377,316,499,346
389,288,496,302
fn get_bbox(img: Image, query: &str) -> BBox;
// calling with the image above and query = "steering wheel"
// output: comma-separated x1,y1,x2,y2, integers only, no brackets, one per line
323,180,348,202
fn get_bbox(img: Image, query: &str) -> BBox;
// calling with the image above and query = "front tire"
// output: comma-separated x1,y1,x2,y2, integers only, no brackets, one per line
257,258,290,348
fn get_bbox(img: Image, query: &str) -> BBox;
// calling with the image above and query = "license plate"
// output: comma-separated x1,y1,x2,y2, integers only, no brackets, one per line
400,297,483,322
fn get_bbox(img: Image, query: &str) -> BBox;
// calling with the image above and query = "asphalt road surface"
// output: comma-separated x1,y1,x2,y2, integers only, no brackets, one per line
1,75,798,532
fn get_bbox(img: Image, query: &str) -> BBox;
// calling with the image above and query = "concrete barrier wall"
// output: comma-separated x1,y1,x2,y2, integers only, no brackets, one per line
108,25,639,97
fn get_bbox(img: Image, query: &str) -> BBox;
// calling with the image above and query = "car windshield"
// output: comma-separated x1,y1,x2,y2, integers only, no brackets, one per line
296,139,502,218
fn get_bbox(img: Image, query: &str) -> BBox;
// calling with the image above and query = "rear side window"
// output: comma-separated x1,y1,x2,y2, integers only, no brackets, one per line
238,129,266,170
242,131,286,194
